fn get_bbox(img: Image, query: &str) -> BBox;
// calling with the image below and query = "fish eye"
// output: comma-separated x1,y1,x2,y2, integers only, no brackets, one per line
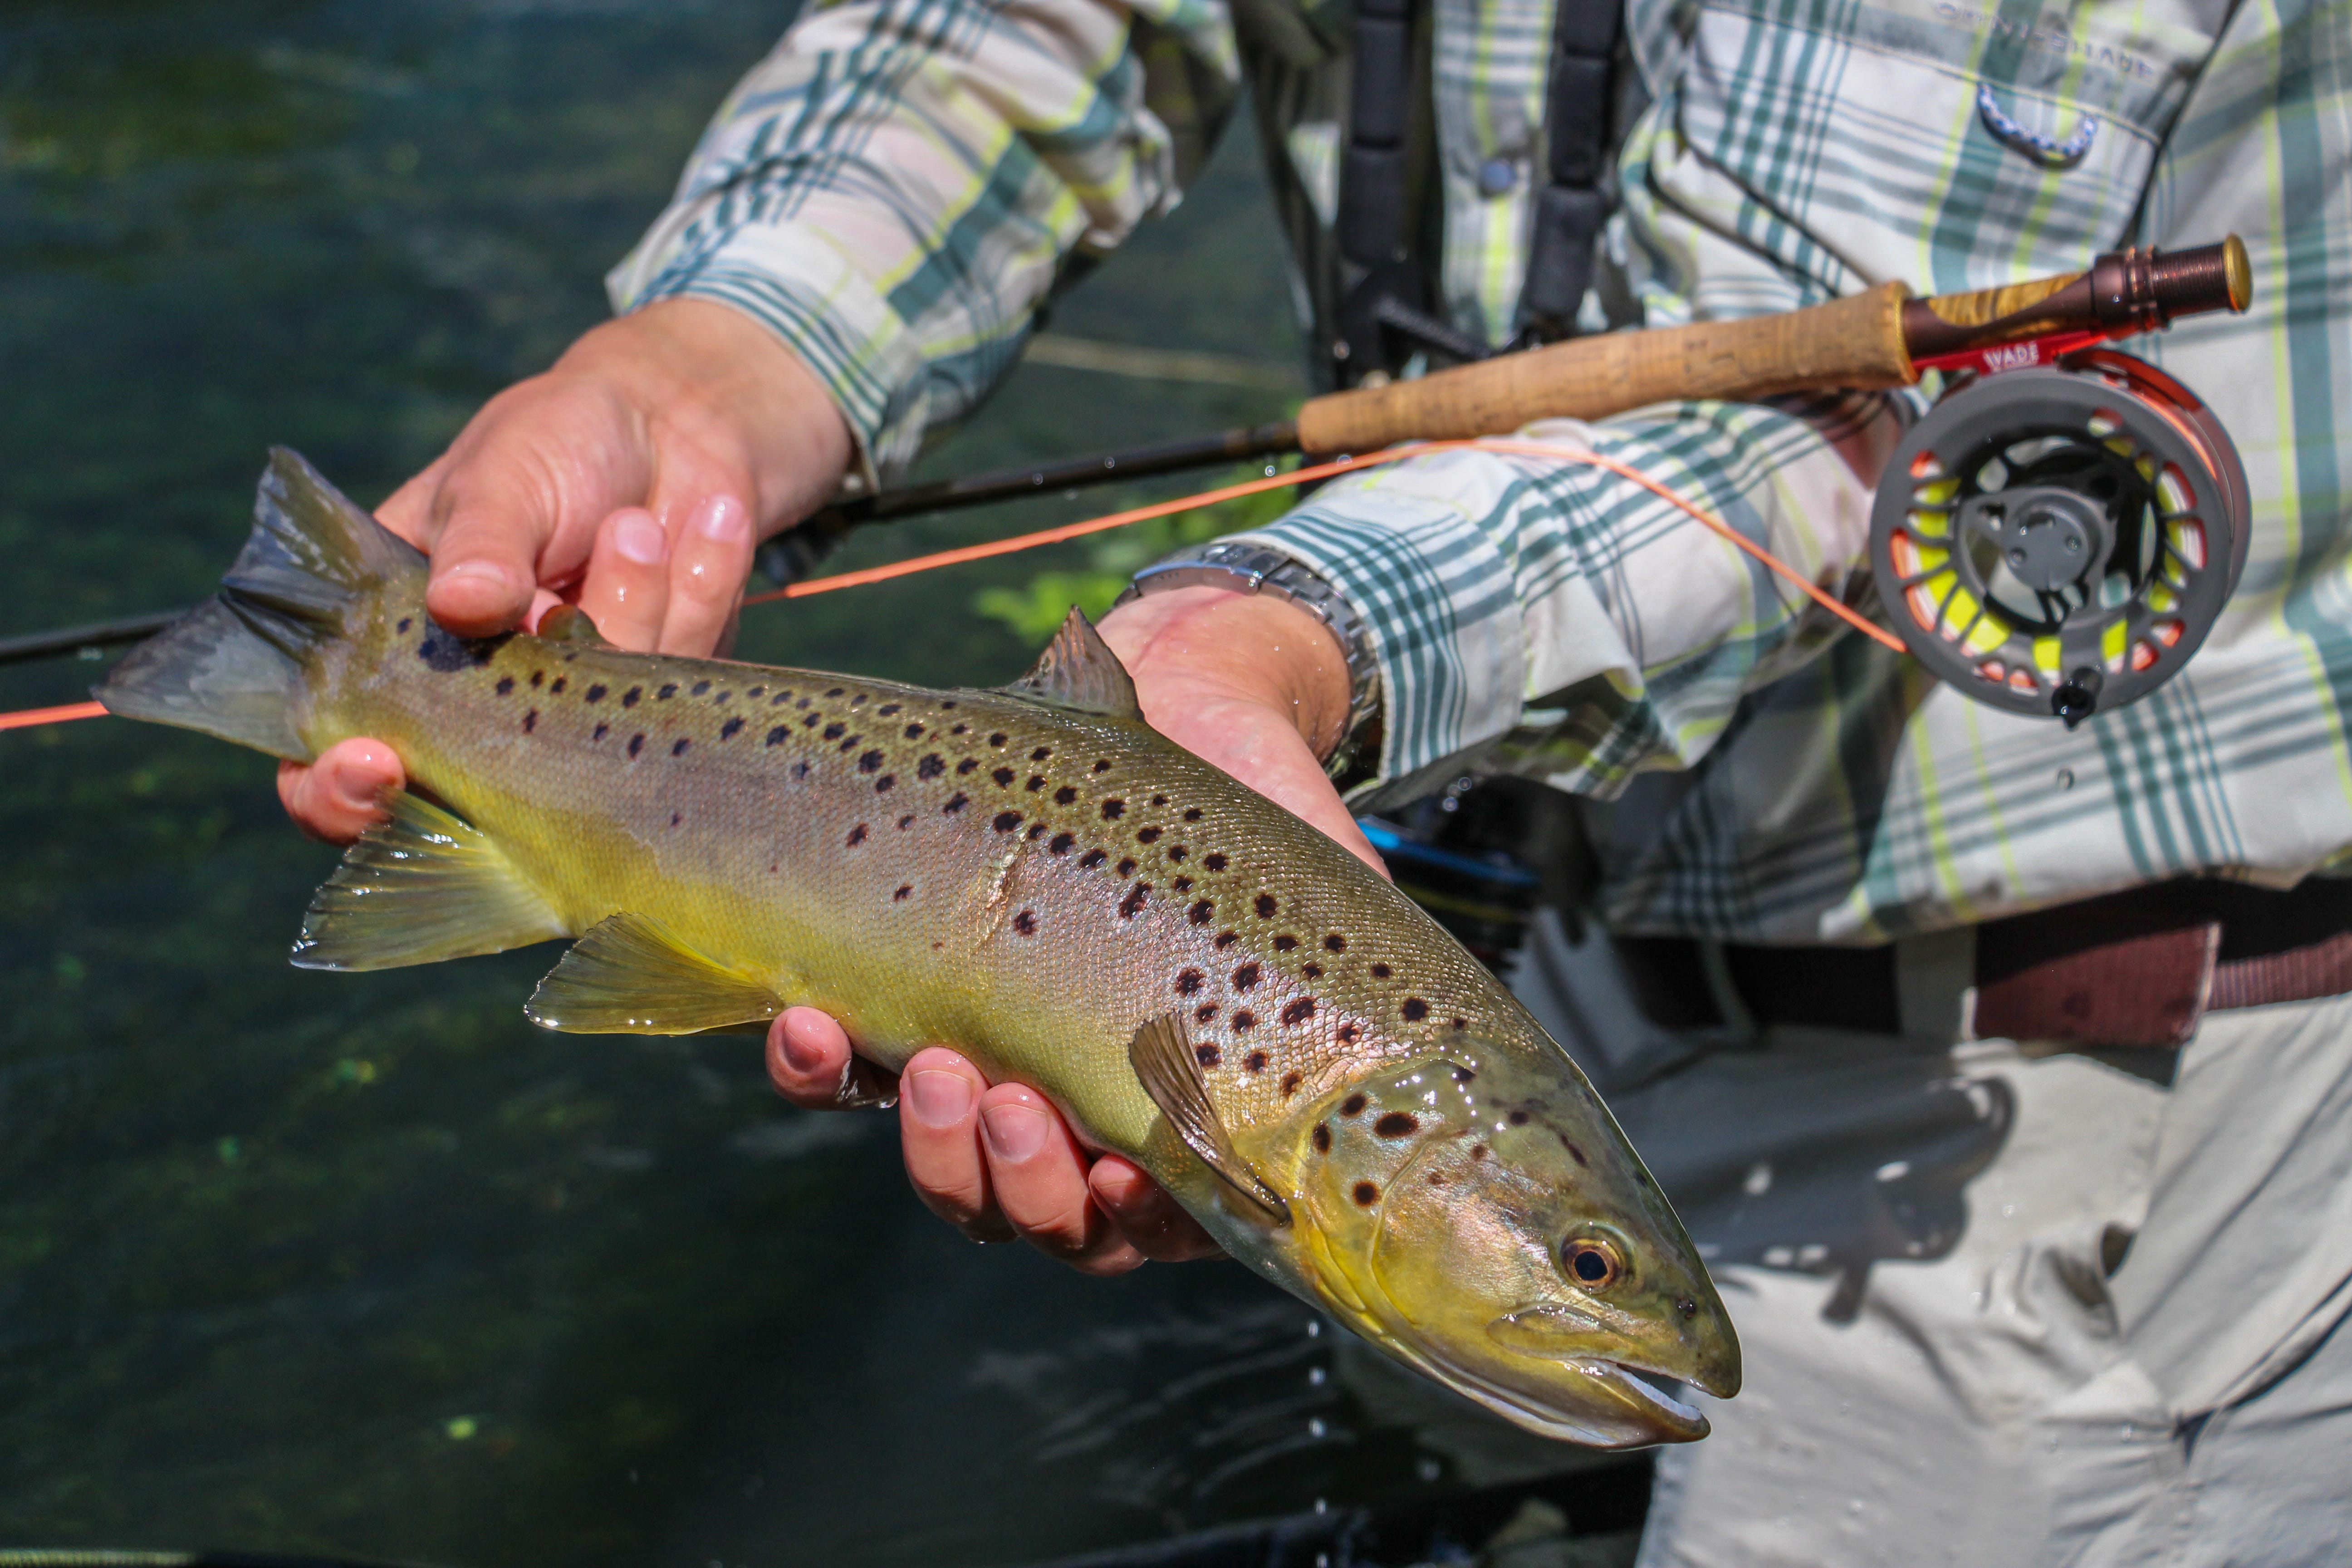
1562,1236,1623,1290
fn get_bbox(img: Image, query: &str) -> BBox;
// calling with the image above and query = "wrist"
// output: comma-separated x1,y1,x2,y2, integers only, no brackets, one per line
560,298,853,534
1099,587,1354,760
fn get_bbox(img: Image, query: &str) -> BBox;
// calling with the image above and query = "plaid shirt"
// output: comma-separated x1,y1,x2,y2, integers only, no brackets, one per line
611,0,2352,943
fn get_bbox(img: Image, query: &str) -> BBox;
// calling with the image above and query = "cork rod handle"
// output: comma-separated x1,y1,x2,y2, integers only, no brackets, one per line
1294,282,1917,455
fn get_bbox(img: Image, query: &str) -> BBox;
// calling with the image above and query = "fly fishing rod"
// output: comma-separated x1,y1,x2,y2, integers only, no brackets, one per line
5,237,2252,725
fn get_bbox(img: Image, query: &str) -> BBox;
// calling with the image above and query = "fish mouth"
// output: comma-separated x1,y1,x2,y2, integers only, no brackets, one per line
1376,1332,1713,1448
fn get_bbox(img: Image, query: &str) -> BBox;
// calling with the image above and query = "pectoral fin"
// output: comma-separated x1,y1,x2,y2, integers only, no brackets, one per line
293,790,567,971
1128,1012,1290,1225
527,911,783,1035
1002,608,1143,719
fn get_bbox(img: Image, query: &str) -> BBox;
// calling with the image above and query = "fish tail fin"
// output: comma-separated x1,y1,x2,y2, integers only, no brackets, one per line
95,448,423,761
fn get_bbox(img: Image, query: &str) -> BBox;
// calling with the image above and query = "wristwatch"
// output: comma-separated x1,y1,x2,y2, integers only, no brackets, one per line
1115,541,1384,781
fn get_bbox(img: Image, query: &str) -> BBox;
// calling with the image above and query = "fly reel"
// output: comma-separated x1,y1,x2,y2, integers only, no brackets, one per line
1869,349,2249,725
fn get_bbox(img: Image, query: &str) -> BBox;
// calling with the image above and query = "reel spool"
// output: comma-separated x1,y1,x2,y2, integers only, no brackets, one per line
1869,349,2249,725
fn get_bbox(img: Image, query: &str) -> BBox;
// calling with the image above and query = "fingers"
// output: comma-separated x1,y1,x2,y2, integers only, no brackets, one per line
574,508,672,651
976,1083,1147,1274
1089,1156,1227,1262
899,1047,1016,1242
767,1007,899,1110
275,738,405,843
658,495,754,657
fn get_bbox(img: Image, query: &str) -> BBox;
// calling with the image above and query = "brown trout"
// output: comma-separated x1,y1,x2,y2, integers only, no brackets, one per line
99,451,1739,1445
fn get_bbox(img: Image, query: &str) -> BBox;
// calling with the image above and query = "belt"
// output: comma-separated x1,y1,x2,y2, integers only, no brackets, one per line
1618,877,2352,1049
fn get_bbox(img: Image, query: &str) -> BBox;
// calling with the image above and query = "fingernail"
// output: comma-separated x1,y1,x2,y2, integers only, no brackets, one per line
613,512,667,566
981,1102,1051,1162
693,495,750,543
779,1027,827,1078
906,1069,975,1128
436,559,514,597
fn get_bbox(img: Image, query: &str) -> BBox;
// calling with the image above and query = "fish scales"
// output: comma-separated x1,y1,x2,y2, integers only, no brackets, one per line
98,450,1740,1447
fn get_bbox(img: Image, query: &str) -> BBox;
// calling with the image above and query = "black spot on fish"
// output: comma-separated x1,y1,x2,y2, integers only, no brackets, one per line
1136,827,1161,843
629,734,645,758
1102,799,1125,819
993,811,1022,832
720,717,745,740
1635,1168,1652,1187
495,675,515,696
1119,883,1150,918
950,723,968,735
904,723,925,739
1302,962,1322,979
989,732,1007,746
1371,963,1391,979
767,726,790,746
1214,931,1239,950
1245,1050,1267,1072
1205,853,1227,872
1336,1023,1360,1044
1508,1109,1531,1126
1196,1044,1221,1068
1401,998,1429,1021
593,722,609,741
1452,1017,1468,1031
876,775,896,793
1352,1181,1379,1207
1031,747,1050,761
1168,846,1188,862
1172,876,1192,892
669,812,681,828
1189,901,1213,925
1195,1003,1218,1023
1452,1066,1475,1083
659,684,677,699
623,686,642,707
1342,1094,1367,1116
878,703,900,716
1375,1112,1418,1137
1053,786,1077,805
418,627,501,671
1152,794,1167,806
529,670,544,688
748,686,765,699
858,750,884,773
1231,1009,1255,1030
1281,1072,1302,1096
1049,833,1075,854
692,681,711,696
1563,1142,1588,1167
838,736,860,753
1282,998,1317,1026
1080,849,1107,869
672,738,691,757
957,758,978,774
397,617,413,634
1183,808,1202,822
1323,934,1346,953
1025,775,1046,792
1472,1144,1489,1161
826,687,843,697
846,693,862,707
992,767,1014,787
804,715,820,728
1013,909,1038,936
1117,857,1137,877
1026,823,1046,840
944,793,969,814
846,824,867,847
585,684,607,703
791,761,810,780
1273,935,1297,951
1313,1124,1331,1153
918,755,945,779
824,722,846,740
1255,894,1278,919
898,814,914,830
1233,963,1260,990
715,690,732,704
522,709,537,733
1176,970,1204,995
1093,760,1112,773
895,885,912,902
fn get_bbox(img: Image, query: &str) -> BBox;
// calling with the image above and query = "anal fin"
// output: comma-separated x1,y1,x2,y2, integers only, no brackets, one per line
527,911,783,1035
1129,1012,1290,1225
294,791,566,971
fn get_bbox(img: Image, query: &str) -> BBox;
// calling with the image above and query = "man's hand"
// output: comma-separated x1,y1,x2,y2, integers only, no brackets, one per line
277,297,853,841
767,587,1381,1273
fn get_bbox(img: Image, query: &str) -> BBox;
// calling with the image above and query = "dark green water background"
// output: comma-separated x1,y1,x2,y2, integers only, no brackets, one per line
0,3,1592,1565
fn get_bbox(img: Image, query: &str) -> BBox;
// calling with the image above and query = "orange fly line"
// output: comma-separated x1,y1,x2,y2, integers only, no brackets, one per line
0,436,1901,736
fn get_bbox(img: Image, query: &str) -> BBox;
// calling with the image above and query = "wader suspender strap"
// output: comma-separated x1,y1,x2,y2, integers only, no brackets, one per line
1517,0,1625,342
1332,0,1431,384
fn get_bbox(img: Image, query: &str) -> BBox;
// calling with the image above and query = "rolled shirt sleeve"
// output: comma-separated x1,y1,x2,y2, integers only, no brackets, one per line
606,0,1241,484
1230,390,1911,810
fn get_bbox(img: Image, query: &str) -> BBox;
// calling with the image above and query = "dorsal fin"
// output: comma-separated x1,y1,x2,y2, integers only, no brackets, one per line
1002,608,1142,717
1129,1012,1290,1225
534,604,611,647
